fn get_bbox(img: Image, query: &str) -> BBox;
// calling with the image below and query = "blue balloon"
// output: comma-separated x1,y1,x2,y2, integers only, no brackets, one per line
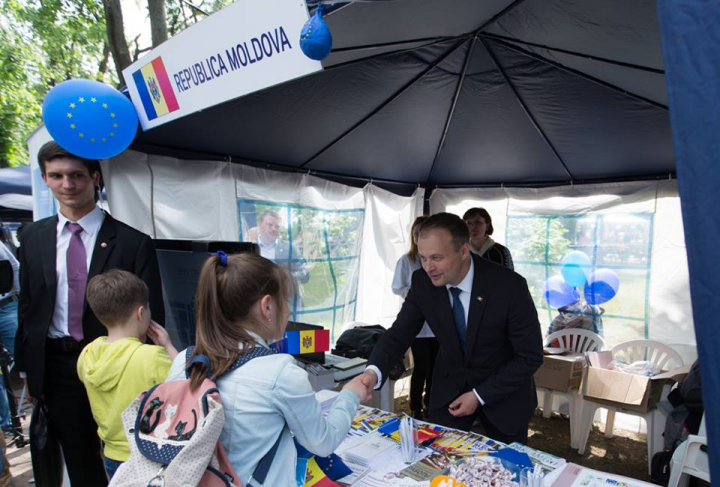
42,79,138,160
300,4,332,60
584,268,620,305
543,275,581,309
560,251,592,288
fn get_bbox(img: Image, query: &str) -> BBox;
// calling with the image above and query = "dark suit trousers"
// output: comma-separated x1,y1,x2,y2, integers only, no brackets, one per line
409,337,439,414
43,346,108,486
428,400,529,445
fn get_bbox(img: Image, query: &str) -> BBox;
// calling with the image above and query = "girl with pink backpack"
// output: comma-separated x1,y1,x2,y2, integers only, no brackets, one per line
164,252,370,485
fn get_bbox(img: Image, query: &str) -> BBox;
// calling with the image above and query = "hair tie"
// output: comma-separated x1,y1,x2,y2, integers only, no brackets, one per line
215,250,228,266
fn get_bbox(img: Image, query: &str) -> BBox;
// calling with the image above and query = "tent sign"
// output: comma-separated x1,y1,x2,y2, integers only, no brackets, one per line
122,0,321,130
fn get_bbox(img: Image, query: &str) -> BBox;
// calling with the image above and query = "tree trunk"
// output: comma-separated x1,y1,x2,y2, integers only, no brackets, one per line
97,42,110,81
148,0,169,47
102,0,132,82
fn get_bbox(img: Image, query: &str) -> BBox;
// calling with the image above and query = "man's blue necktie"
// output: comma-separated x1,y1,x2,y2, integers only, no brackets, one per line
450,287,466,346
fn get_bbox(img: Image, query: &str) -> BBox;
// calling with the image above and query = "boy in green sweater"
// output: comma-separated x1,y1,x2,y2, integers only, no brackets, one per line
77,269,178,480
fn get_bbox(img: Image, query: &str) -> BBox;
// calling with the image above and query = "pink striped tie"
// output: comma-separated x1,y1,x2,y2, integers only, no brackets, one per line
66,222,86,342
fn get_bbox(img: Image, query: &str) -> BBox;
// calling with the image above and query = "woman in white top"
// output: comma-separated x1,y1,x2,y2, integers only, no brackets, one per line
391,216,439,420
166,252,370,486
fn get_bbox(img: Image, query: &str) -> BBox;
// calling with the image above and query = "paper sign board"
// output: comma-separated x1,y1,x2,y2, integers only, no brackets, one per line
122,0,322,130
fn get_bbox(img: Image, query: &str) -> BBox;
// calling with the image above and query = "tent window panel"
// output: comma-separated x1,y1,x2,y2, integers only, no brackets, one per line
237,198,364,342
507,214,653,346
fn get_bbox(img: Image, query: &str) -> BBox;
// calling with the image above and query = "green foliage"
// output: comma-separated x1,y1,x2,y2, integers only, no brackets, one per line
507,217,571,264
166,0,230,36
0,0,110,166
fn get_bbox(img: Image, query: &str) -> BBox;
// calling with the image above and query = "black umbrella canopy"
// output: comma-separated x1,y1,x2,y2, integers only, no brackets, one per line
133,0,674,191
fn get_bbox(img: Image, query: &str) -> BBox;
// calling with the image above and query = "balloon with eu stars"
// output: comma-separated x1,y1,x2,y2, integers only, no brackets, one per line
584,268,620,305
543,275,581,309
300,3,332,60
42,79,138,160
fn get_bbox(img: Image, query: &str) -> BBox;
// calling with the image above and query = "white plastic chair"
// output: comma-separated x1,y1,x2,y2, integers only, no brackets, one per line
539,329,605,448
576,339,683,475
668,414,709,486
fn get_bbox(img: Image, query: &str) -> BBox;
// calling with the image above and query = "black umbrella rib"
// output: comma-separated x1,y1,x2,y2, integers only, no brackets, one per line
330,35,457,54
474,0,531,35
299,38,470,169
323,35,470,72
485,36,668,110
480,33,665,74
481,37,574,181
424,36,477,187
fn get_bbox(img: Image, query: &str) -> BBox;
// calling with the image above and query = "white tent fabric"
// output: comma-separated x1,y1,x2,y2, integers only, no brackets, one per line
101,153,693,359
357,185,424,328
430,181,696,362
0,194,32,211
102,150,422,331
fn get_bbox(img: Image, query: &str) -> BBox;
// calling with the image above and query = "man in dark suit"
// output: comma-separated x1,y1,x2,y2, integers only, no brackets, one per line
360,213,543,444
255,210,309,317
16,142,164,485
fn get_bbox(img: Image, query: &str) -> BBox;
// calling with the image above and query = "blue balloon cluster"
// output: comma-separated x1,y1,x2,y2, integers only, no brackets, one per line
584,268,620,305
543,275,581,309
300,4,332,60
543,251,620,308
42,79,138,160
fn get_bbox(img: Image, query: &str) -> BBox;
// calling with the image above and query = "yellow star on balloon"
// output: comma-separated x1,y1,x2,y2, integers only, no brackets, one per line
91,97,97,103
70,124,75,129
70,103,76,108
79,97,85,103
79,133,85,138
66,113,72,118
102,103,108,108
110,113,116,118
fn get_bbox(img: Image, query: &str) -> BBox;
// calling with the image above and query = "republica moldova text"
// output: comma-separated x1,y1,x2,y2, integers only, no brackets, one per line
173,26,293,92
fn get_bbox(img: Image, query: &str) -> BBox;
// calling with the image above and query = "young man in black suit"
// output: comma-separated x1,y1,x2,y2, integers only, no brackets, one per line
360,213,543,444
15,142,164,485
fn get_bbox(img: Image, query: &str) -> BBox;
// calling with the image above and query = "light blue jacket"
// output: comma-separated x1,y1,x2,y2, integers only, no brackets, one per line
166,335,360,486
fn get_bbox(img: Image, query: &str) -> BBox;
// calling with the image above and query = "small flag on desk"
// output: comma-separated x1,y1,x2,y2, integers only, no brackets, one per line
285,329,330,354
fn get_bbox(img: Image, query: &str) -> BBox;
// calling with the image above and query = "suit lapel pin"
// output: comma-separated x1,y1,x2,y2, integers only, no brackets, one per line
100,242,108,248
476,296,484,302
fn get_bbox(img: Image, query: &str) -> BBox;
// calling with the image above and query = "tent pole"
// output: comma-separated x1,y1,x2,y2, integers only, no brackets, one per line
481,37,574,181
483,36,668,110
424,37,476,186
300,38,470,169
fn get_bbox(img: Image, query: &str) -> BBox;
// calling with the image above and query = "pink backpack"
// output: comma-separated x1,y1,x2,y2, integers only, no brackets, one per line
110,346,282,487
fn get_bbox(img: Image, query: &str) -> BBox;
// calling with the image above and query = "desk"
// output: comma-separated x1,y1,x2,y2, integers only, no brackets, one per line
316,400,657,487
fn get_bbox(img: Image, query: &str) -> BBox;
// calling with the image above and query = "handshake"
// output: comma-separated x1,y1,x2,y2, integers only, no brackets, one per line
342,370,378,403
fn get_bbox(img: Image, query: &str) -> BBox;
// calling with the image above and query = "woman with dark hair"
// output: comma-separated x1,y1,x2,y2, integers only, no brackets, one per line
392,216,439,420
462,208,514,271
165,252,369,485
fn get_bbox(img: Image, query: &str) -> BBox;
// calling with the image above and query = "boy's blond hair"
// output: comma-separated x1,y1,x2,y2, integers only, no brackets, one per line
86,269,149,326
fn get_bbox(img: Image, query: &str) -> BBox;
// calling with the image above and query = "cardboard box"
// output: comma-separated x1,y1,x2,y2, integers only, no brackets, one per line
534,353,585,392
580,351,690,413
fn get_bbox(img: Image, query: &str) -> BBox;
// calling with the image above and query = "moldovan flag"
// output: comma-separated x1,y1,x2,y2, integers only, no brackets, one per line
132,57,179,121
304,457,340,487
285,329,330,354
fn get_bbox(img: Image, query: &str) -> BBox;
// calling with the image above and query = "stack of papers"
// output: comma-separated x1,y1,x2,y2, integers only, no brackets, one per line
340,434,398,467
